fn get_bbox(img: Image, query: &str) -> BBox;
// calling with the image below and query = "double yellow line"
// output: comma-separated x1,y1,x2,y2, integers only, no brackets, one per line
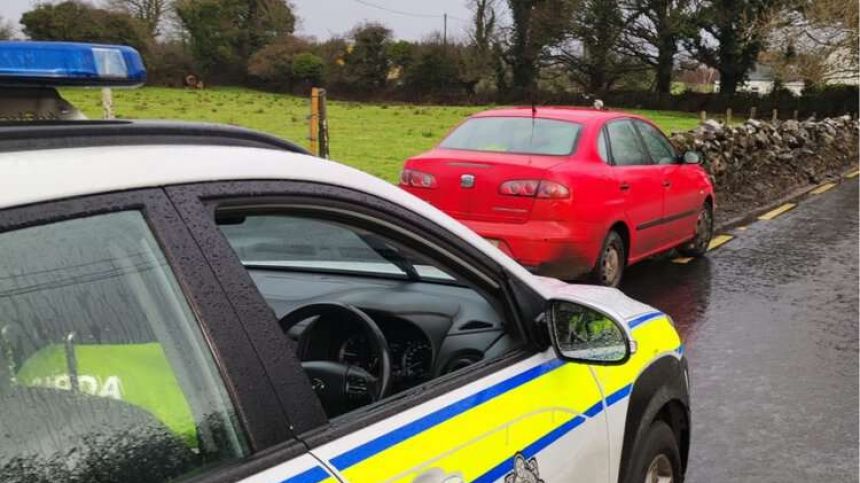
672,169,858,264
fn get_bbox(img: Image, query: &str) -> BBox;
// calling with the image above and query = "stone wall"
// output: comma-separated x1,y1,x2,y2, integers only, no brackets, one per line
670,116,859,222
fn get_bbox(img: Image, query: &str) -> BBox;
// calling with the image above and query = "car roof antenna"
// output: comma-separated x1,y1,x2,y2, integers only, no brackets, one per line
529,88,537,164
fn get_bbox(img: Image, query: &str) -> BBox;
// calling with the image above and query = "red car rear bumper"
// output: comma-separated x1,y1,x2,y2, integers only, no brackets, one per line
460,219,603,280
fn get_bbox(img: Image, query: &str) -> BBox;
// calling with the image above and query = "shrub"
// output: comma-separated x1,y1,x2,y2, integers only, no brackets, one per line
247,35,315,91
291,53,325,87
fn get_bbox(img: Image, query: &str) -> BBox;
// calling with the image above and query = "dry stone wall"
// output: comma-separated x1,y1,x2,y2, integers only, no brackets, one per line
669,116,859,222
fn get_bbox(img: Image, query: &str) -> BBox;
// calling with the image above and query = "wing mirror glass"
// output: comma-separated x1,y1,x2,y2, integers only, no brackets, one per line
682,150,703,164
547,300,630,364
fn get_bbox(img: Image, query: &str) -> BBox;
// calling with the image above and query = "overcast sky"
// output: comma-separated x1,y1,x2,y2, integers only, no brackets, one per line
0,0,475,41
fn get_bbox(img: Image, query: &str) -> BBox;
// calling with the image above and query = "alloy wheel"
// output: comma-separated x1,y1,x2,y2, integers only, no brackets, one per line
602,244,620,285
644,453,674,483
693,207,713,252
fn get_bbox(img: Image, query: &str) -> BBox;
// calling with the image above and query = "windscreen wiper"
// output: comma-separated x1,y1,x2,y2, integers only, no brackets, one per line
357,233,421,281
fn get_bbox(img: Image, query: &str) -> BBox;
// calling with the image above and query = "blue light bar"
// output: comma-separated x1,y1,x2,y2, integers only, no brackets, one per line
0,41,146,87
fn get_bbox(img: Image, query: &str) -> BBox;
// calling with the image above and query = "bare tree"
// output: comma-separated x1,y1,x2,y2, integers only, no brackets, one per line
763,0,859,87
553,0,641,92
500,0,577,98
684,0,783,95
0,17,14,40
470,0,497,53
618,0,694,94
461,0,498,92
105,0,167,36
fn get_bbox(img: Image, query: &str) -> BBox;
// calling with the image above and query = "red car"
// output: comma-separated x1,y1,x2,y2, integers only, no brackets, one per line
400,107,715,286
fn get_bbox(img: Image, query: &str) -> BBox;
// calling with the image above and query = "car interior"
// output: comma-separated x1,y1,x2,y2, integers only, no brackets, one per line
0,211,244,481
215,210,523,418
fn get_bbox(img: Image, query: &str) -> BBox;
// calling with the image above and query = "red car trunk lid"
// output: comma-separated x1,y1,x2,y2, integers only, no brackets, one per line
406,149,567,223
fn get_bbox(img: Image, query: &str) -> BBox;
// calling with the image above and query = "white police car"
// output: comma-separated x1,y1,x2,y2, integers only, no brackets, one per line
0,42,689,483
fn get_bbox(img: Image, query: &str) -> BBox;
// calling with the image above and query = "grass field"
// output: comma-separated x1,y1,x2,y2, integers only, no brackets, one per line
61,86,701,182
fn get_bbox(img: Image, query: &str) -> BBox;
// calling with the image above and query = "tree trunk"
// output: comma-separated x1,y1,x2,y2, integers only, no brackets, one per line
719,67,740,95
655,35,676,94
717,22,739,95
508,0,537,99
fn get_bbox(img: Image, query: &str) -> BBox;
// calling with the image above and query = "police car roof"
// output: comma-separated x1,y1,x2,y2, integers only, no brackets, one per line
0,120,307,153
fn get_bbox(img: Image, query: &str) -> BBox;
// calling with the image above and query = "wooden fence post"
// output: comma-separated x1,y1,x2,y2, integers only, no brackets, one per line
699,110,707,124
309,88,320,156
101,88,114,120
308,87,329,158
726,108,732,125
772,109,778,123
793,109,799,120
318,88,329,159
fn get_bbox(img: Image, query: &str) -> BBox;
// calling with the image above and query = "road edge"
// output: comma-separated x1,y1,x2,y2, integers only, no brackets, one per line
715,166,859,233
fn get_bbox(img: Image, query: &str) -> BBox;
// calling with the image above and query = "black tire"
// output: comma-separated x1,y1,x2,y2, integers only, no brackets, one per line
592,230,626,287
678,202,713,257
625,420,683,483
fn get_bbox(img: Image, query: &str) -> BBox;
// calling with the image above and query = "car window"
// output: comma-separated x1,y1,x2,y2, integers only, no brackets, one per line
635,121,677,165
439,117,582,156
606,120,650,166
597,129,609,163
215,210,522,421
0,211,247,481
218,214,454,282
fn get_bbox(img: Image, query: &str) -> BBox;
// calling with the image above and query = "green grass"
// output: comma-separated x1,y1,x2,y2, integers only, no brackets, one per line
61,86,701,182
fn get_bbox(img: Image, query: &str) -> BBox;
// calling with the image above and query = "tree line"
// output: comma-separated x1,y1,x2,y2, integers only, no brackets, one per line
3,0,857,101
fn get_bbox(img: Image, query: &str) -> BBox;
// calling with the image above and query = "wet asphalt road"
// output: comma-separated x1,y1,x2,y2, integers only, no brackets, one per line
621,179,859,482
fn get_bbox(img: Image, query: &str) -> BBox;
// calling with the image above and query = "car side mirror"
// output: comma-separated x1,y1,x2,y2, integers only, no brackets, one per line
682,150,703,164
547,300,631,364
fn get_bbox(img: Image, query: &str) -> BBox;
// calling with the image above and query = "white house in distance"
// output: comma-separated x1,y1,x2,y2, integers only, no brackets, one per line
714,64,805,96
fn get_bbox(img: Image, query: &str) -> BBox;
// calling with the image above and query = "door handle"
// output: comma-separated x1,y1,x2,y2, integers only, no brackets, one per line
662,180,672,188
412,468,464,483
620,182,630,191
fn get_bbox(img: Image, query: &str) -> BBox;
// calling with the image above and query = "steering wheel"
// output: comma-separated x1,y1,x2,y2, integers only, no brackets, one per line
279,302,392,416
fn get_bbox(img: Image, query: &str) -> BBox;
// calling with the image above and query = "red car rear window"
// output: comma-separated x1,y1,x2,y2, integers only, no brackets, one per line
439,117,582,156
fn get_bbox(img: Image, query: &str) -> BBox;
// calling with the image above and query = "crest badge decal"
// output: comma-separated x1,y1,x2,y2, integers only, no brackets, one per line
504,453,544,483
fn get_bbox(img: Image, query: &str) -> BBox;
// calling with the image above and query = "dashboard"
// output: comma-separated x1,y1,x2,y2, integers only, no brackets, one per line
247,269,522,395
312,311,435,391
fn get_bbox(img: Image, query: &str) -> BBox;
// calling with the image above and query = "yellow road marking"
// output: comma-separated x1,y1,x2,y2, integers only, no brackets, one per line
758,203,796,220
810,182,836,195
672,257,694,264
708,234,733,251
847,170,859,179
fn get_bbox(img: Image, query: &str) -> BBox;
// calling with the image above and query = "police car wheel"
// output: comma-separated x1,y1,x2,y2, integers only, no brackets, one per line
627,420,682,483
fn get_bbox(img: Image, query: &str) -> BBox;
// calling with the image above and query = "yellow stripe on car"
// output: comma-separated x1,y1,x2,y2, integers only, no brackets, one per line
593,315,681,398
339,361,601,482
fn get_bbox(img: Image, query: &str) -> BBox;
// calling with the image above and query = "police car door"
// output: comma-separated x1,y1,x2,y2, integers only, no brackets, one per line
168,181,613,483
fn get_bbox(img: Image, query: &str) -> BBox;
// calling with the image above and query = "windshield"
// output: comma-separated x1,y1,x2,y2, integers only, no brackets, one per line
439,117,582,156
217,214,455,282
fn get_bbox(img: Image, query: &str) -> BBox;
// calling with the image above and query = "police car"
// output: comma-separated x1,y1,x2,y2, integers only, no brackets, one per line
0,42,689,483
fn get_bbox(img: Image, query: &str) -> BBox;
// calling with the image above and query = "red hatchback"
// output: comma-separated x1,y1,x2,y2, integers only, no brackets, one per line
400,107,715,286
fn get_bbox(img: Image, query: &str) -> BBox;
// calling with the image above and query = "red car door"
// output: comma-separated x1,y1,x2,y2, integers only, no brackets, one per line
633,120,701,245
603,119,666,259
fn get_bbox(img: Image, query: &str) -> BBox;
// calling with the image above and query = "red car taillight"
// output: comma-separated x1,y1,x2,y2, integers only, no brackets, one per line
400,169,437,188
499,180,570,199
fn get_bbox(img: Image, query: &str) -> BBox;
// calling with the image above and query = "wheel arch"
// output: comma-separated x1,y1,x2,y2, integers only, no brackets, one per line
609,220,631,262
618,355,690,483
